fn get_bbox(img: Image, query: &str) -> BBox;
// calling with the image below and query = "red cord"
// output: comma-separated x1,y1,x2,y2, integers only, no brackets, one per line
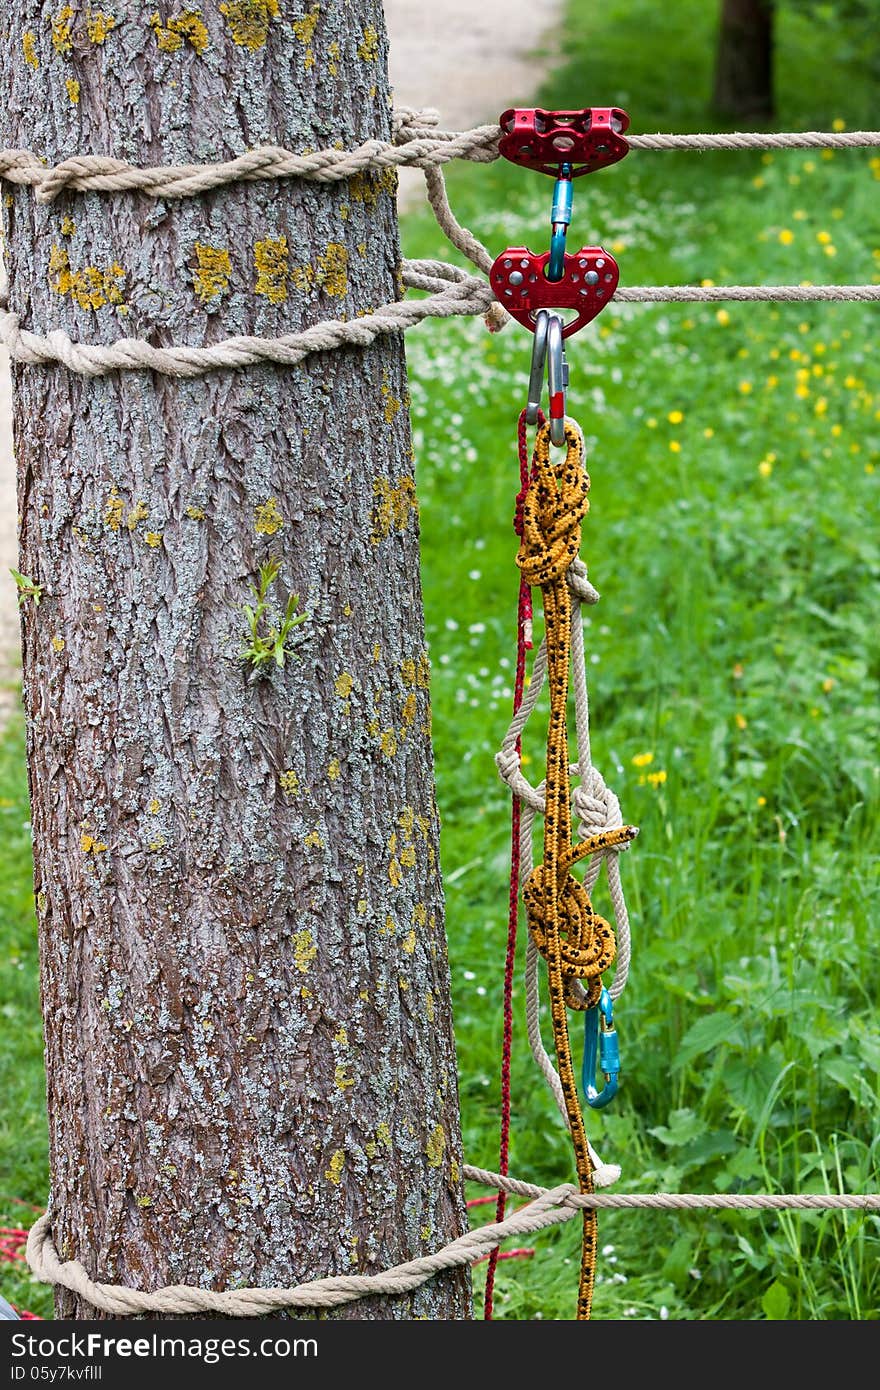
473,1247,535,1266
0,1227,27,1262
1,1224,43,1317
483,409,542,1319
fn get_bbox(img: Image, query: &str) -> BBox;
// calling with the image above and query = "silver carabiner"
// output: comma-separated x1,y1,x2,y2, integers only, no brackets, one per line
546,312,569,447
526,309,551,424
526,309,568,446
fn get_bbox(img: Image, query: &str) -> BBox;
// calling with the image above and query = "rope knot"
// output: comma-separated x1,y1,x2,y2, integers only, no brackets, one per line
392,106,440,139
495,747,521,784
567,557,600,606
517,422,590,589
522,863,616,1011
572,768,624,837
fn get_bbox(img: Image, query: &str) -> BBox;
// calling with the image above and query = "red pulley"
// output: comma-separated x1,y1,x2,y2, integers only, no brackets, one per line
489,246,619,337
498,108,630,177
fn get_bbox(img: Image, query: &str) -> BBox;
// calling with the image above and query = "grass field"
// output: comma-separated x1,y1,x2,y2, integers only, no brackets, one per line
1,0,878,1321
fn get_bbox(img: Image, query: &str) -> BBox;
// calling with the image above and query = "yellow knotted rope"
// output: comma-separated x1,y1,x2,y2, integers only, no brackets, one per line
517,421,638,1319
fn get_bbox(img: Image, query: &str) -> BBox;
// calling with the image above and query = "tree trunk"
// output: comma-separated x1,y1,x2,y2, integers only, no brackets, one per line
1,1,471,1320
712,0,775,120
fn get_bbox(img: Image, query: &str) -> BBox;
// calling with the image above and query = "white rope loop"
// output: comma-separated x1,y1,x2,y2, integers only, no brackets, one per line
2,122,879,203
2,276,878,382
25,1164,880,1316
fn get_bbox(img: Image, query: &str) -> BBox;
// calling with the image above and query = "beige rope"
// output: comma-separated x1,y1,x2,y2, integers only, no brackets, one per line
0,124,501,204
2,123,879,203
0,266,498,378
2,276,878,380
625,130,880,151
25,1164,879,1316
615,284,880,302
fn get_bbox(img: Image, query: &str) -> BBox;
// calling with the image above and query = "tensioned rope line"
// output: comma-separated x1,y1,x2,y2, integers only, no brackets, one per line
2,278,878,380
1,121,878,201
2,108,878,379
25,1164,880,1317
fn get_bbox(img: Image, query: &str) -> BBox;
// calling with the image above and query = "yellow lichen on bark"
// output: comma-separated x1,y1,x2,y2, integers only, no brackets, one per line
402,929,416,955
324,1149,345,1184
425,990,435,1022
290,262,315,294
85,10,116,44
254,497,283,534
381,369,402,424
104,488,124,531
220,0,279,50
357,25,379,61
23,32,39,68
349,168,397,207
254,237,288,303
317,242,348,298
370,476,418,545
334,672,353,700
400,691,417,736
291,4,320,68
126,500,149,531
65,77,80,103
50,635,66,653
49,245,125,311
426,1125,445,1168
149,11,209,54
327,758,341,781
51,6,75,55
293,928,317,973
278,769,300,797
192,244,231,302
80,831,108,854
327,38,339,74
144,532,163,548
60,216,76,236
334,1064,354,1091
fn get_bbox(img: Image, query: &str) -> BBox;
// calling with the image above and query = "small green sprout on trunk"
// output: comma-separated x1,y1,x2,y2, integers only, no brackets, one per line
10,569,44,607
240,558,308,682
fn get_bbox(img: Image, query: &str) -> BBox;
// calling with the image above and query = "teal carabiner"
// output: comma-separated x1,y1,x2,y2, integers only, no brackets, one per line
547,163,573,281
581,986,620,1109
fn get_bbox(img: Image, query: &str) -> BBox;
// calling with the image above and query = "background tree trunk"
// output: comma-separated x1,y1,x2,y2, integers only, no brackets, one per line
713,0,775,120
1,0,471,1319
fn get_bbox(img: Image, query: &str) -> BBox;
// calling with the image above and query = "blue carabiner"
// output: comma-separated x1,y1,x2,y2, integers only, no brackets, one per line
582,986,620,1109
547,163,573,282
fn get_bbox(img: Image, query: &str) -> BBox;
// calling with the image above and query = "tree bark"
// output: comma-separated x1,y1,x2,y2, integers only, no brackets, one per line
1,1,471,1319
712,0,775,120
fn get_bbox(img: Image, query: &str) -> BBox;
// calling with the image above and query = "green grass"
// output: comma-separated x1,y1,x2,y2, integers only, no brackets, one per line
1,0,878,1321
402,0,880,1320
0,711,49,1318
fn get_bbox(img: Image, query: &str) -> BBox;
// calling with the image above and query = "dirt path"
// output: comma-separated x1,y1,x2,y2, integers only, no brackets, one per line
0,3,559,725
